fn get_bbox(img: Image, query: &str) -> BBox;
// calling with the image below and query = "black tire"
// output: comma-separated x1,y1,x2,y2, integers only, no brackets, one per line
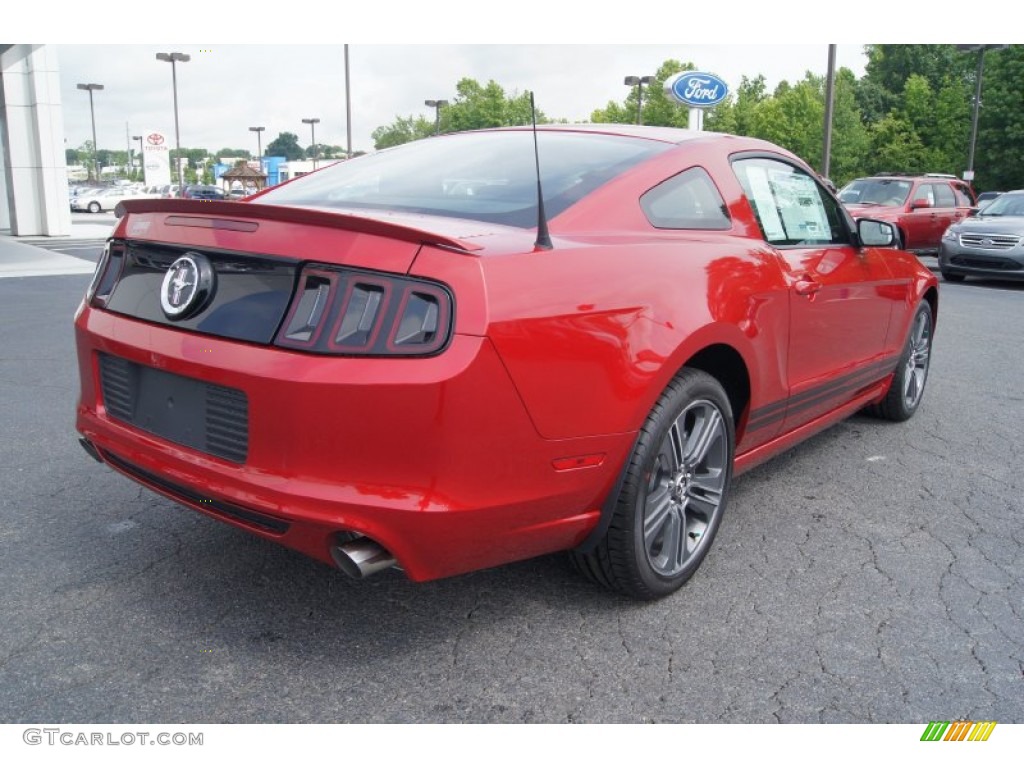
869,301,933,422
940,270,965,283
570,369,734,600
88,202,101,213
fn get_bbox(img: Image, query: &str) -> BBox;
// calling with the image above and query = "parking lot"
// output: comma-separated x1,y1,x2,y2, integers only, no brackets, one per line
0,240,1021,723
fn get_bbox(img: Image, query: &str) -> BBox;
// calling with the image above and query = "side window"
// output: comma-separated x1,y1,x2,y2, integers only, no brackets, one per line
918,184,937,206
934,183,956,208
731,156,850,247
640,167,731,230
953,186,972,207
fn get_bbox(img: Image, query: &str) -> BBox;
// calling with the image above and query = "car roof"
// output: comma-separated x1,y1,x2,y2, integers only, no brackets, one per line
865,173,967,184
490,123,725,145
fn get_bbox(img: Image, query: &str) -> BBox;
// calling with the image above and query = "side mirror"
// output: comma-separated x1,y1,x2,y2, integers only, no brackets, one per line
858,218,901,249
911,198,932,210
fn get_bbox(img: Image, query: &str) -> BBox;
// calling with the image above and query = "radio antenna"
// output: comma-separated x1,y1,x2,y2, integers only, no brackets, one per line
530,91,553,250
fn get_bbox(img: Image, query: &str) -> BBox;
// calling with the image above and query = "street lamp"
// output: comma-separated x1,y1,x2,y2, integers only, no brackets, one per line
424,99,448,135
155,52,191,194
76,83,103,182
249,126,265,171
132,134,144,181
956,44,1009,182
623,75,654,125
302,118,320,170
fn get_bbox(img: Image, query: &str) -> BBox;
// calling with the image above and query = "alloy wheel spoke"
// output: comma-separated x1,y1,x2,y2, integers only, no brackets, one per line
664,509,687,573
643,487,673,546
687,480,723,520
666,420,685,471
683,406,723,467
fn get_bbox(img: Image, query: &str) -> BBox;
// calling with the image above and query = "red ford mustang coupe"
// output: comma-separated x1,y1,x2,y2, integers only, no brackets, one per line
75,125,937,599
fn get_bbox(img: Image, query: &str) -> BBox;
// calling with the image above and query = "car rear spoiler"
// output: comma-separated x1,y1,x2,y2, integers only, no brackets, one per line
115,198,483,252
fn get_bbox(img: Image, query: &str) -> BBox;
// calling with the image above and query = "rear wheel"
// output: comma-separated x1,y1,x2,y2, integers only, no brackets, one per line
870,301,933,422
571,369,734,599
87,201,101,213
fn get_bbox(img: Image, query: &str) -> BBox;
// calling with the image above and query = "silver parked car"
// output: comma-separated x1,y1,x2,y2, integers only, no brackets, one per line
939,190,1024,282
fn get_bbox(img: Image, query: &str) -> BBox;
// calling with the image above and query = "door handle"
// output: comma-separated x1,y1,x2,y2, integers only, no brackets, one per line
794,277,821,296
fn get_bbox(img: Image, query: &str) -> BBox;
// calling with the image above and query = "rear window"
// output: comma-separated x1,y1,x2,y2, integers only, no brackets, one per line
258,130,670,228
838,178,912,206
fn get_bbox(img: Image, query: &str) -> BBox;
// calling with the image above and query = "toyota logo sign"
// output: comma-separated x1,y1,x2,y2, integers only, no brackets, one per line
147,133,165,146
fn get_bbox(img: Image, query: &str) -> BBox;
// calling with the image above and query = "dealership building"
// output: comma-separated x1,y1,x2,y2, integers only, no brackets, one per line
1,45,72,237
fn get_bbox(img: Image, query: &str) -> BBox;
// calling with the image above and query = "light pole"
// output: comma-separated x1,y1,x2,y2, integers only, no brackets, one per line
623,75,654,125
76,83,103,182
956,44,1008,182
249,126,265,170
821,44,837,182
424,99,448,135
302,118,320,170
155,52,190,194
132,134,144,181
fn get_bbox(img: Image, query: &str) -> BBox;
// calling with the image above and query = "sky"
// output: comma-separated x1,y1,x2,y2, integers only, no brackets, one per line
17,1,939,160
53,44,868,158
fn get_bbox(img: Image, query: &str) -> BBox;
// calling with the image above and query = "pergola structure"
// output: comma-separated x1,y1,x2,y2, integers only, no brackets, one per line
220,162,268,193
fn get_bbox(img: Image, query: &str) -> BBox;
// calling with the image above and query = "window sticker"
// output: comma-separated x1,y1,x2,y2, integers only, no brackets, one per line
771,171,829,243
744,165,786,241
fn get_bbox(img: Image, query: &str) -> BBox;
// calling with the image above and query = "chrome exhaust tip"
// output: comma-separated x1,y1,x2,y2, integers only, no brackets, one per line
330,536,397,579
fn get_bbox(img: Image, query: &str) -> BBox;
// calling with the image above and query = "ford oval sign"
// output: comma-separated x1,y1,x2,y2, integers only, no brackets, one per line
665,71,729,108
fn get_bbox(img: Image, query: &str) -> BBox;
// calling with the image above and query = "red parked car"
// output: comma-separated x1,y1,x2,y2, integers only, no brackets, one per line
75,125,937,599
838,173,976,254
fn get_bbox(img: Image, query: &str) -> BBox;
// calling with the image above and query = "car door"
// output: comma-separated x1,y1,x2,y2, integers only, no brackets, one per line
901,182,938,250
927,182,960,246
732,155,895,433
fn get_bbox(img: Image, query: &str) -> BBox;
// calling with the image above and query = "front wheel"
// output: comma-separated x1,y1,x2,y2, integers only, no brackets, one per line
87,202,101,213
940,270,965,283
870,301,933,422
571,369,734,600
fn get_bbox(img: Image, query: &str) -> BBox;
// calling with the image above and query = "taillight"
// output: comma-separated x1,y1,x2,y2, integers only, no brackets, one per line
275,264,453,356
87,240,126,307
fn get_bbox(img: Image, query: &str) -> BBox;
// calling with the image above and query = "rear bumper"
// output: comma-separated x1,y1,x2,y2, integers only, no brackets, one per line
75,305,632,580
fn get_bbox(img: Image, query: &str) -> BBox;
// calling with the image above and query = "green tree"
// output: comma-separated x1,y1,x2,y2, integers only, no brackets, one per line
706,75,768,136
591,60,697,128
867,114,929,174
78,140,96,181
371,78,549,150
972,45,1024,191
442,78,547,133
371,115,435,150
215,148,251,159
828,69,872,185
265,132,305,161
864,44,970,98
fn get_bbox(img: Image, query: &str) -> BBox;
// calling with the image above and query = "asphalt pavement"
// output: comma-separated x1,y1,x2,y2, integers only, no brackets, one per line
0,227,1021,724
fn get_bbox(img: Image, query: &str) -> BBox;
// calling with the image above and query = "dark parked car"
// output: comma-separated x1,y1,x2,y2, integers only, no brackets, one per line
76,125,937,599
839,173,976,254
939,190,1024,282
975,191,1003,210
183,185,226,200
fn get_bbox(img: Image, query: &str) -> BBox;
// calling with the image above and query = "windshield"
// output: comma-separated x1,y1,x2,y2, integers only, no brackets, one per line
258,130,670,227
838,179,912,207
977,192,1024,217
